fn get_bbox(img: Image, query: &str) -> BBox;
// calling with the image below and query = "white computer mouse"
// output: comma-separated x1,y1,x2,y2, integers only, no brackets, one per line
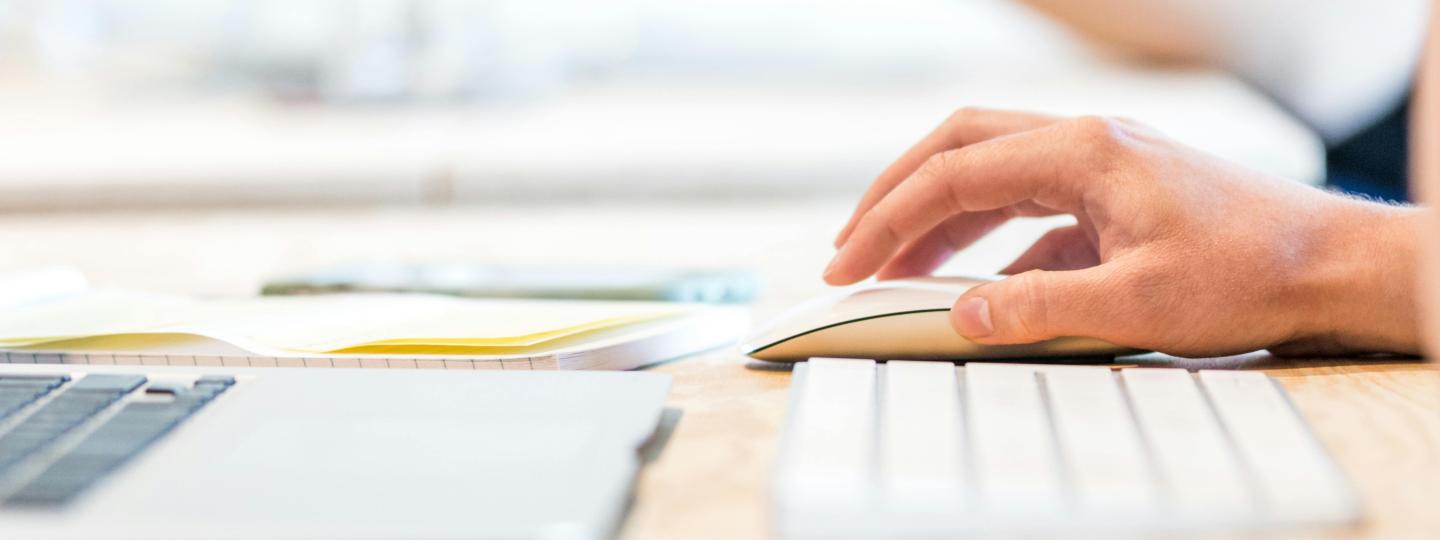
743,275,1141,362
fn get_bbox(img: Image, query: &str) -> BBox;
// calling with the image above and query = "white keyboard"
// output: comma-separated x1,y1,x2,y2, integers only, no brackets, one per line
774,359,1358,539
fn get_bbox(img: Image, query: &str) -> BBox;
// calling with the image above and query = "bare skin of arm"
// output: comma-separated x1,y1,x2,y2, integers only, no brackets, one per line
1415,3,1439,355
1018,0,1213,62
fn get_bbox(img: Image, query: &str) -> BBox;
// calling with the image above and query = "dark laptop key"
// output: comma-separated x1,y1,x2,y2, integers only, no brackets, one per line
0,445,48,470
92,416,185,440
108,401,193,418
2,395,218,507
3,460,108,506
0,400,32,421
6,426,77,444
21,412,97,428
0,442,46,465
26,403,105,417
176,385,229,401
0,435,52,454
0,381,56,392
0,388,48,400
143,383,188,395
6,421,77,438
67,375,146,394
70,431,170,460
5,484,84,506
0,389,60,405
18,458,118,492
48,390,122,403
0,377,69,385
170,390,227,411
0,380,138,475
67,433,161,459
41,396,118,412
0,376,67,390
194,375,236,387
0,435,61,472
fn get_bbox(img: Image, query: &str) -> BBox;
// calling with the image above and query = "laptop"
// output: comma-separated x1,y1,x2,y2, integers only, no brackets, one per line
774,359,1358,538
0,363,670,540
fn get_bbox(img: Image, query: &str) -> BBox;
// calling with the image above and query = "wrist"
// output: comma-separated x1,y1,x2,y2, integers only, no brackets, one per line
1278,200,1423,356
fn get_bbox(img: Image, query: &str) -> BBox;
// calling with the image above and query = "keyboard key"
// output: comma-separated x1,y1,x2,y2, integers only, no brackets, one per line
1039,366,1157,514
0,393,45,420
67,374,147,393
0,389,49,403
965,363,1064,515
1198,370,1358,524
777,358,877,512
878,361,967,512
5,480,91,506
0,380,61,391
3,453,122,506
170,391,225,410
0,375,70,383
1120,368,1253,521
1,385,222,508
0,384,134,475
0,387,47,397
194,375,236,387
143,383,188,395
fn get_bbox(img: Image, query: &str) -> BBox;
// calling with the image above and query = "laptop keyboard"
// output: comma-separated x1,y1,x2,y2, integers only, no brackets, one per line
774,359,1358,538
0,374,234,507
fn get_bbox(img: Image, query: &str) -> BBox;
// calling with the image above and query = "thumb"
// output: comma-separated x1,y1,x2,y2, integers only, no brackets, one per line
951,268,1122,345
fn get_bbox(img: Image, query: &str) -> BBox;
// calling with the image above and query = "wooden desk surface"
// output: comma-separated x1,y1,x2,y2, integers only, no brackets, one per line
1,202,1436,539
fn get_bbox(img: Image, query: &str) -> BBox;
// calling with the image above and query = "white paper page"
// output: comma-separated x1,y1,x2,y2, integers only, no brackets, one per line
0,291,689,355
0,290,196,341
0,265,90,309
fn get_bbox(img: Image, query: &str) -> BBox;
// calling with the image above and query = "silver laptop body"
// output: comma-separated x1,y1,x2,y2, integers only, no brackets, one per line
0,364,669,540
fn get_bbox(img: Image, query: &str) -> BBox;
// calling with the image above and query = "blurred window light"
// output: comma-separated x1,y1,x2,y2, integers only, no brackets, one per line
0,0,1079,102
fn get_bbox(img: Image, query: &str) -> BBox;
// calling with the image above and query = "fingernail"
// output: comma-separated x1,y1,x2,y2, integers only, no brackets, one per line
953,297,994,337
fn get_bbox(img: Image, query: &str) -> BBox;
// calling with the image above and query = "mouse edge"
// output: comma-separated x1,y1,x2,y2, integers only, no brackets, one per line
744,309,1146,362
742,309,954,362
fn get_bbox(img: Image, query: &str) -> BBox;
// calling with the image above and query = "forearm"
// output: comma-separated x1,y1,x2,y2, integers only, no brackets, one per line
1415,1,1440,357
1019,0,1215,62
1026,0,1427,143
1277,201,1424,356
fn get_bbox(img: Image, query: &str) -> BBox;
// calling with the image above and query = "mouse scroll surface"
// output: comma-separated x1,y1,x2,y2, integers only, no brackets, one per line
744,276,1138,362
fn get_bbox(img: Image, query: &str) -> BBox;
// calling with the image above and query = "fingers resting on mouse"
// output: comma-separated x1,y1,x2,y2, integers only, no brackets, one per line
827,109,1424,357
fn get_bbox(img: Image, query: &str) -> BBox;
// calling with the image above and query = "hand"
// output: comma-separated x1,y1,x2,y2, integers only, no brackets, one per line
826,108,1422,357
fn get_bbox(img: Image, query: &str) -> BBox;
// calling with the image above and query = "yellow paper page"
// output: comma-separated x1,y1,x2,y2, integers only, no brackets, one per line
193,294,686,352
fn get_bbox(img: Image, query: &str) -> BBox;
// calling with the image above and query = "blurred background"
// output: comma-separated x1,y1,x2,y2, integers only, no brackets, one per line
1,0,1428,298
0,0,1335,210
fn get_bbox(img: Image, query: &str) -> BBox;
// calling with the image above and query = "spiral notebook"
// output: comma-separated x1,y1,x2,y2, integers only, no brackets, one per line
0,267,745,370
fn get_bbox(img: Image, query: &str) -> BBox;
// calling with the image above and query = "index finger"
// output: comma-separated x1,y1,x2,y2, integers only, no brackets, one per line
825,119,1105,285
834,108,1059,247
